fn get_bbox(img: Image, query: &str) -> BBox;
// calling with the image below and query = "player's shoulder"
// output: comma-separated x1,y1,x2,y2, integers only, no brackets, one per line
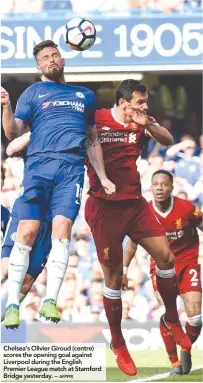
96,108,111,119
20,82,40,96
174,197,194,213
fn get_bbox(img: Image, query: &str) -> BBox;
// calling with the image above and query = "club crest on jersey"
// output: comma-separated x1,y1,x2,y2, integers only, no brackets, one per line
176,218,182,230
193,207,202,217
75,92,85,99
103,247,110,260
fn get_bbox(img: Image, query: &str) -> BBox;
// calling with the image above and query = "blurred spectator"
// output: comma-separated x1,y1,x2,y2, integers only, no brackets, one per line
14,0,43,12
1,0,202,14
177,191,188,200
71,0,130,12
0,158,23,211
43,0,72,10
166,136,200,185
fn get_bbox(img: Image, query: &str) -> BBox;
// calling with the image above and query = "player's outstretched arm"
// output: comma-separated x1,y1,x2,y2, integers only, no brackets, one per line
132,110,174,146
122,239,138,290
6,132,31,157
86,124,116,195
145,120,174,146
1,88,25,140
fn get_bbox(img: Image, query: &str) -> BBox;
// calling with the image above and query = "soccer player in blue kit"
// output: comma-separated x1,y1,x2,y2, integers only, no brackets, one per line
1,40,115,329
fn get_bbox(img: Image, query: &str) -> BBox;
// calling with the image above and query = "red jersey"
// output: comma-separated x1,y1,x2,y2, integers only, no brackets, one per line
149,197,202,263
87,107,156,200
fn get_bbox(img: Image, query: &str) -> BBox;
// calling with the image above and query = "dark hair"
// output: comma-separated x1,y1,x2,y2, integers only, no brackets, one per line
152,170,173,183
116,79,147,106
33,40,59,59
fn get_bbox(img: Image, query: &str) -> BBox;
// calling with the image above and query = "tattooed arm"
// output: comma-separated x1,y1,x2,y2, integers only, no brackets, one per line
86,124,116,195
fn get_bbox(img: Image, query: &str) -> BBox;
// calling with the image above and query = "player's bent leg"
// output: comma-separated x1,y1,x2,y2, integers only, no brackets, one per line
138,236,191,350
1,274,32,322
101,262,137,376
180,291,202,374
152,272,181,373
40,216,72,323
4,220,40,329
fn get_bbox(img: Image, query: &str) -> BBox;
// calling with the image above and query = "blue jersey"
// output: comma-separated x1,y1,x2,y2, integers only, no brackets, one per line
14,82,96,161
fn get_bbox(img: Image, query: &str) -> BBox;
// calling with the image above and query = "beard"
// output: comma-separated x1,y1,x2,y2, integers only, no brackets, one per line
44,66,64,82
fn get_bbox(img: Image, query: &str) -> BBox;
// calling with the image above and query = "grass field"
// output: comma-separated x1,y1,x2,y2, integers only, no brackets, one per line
106,349,203,382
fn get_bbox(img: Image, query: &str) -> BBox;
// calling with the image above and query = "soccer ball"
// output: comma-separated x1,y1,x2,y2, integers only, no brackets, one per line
65,18,96,51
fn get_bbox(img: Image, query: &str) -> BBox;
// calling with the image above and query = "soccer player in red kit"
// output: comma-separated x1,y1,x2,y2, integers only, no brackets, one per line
85,80,191,376
123,170,202,375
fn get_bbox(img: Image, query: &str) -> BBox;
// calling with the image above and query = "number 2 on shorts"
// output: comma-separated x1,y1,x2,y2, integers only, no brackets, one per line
189,268,199,287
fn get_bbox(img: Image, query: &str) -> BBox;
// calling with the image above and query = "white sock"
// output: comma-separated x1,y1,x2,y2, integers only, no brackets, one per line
1,292,26,321
43,239,70,302
6,242,31,307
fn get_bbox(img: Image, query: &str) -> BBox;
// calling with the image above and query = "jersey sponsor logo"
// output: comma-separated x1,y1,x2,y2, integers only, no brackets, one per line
165,230,184,240
75,92,85,99
176,218,182,230
100,131,137,144
42,100,85,112
39,93,50,98
102,126,110,131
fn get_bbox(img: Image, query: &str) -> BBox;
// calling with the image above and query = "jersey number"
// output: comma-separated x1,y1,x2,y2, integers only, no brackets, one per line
75,183,82,205
189,269,199,287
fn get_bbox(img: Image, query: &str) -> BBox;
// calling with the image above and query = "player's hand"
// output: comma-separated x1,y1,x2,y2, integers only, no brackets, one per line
1,87,11,107
122,274,128,290
131,109,148,126
101,178,116,196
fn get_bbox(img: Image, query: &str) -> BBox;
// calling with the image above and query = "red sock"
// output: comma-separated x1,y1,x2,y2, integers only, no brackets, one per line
160,316,179,365
103,295,125,349
156,269,179,323
185,322,202,344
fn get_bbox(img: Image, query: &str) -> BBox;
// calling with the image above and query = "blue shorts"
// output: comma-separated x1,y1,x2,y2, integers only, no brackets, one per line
18,155,84,222
1,215,52,280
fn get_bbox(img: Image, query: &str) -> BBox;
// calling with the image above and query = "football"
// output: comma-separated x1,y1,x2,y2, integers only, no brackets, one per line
65,18,96,51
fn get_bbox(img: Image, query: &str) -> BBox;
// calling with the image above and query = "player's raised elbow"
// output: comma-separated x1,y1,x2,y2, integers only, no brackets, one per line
4,130,17,141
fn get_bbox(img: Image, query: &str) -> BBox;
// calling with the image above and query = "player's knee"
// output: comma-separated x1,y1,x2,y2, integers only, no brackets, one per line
156,249,174,269
18,221,39,245
187,314,202,327
21,274,34,295
52,216,72,239
104,270,123,290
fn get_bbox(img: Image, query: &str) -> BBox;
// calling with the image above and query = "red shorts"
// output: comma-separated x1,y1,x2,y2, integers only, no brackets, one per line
150,258,202,294
85,196,164,267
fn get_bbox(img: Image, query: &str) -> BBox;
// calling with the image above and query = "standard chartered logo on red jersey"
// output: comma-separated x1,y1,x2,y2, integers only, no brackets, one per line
165,230,184,240
42,100,84,112
100,131,137,144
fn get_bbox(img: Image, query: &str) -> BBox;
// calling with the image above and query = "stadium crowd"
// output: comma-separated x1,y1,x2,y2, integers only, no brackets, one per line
1,0,202,15
1,110,203,323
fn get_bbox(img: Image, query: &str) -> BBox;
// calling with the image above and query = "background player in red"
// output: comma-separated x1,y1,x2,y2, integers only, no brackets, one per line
85,80,191,376
123,170,202,375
